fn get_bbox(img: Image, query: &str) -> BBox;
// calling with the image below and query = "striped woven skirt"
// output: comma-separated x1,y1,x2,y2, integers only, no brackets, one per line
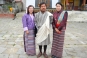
51,27,65,58
23,30,36,55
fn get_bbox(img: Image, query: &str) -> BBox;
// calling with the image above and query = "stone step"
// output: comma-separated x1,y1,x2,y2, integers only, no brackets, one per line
16,11,87,22
68,11,87,22
16,11,26,17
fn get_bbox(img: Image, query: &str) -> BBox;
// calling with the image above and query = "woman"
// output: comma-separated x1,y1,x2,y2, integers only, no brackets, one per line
22,5,36,56
51,2,68,58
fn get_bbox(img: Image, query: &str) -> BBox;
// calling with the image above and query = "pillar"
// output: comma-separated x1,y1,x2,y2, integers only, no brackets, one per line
63,0,65,9
83,0,86,6
66,0,69,5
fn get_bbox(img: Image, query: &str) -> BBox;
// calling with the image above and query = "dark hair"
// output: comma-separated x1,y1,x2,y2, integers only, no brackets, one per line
39,2,47,7
56,2,63,7
27,5,34,16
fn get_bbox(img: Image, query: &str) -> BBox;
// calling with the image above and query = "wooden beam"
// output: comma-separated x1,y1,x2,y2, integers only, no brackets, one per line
48,0,50,7
66,0,69,5
64,0,65,10
83,0,86,6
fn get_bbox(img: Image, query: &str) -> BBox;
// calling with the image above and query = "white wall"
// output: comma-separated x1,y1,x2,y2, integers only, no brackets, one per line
25,0,60,8
52,0,60,8
26,0,35,8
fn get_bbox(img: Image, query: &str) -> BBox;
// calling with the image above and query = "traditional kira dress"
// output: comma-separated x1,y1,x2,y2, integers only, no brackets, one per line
22,14,36,55
51,10,68,58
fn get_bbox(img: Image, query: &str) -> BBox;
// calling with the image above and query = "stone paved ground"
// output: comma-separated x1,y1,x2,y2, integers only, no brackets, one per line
0,11,87,58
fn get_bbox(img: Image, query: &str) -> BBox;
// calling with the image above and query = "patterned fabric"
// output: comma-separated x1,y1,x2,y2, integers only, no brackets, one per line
57,11,65,23
23,30,36,55
51,10,68,58
51,27,65,58
35,11,51,45
38,34,50,45
35,11,48,29
52,10,68,31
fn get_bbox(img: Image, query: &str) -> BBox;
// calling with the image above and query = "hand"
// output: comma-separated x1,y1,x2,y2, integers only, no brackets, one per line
26,30,29,35
55,28,61,34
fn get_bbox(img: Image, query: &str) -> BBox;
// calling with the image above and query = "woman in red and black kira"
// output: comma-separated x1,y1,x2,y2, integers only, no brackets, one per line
51,2,68,58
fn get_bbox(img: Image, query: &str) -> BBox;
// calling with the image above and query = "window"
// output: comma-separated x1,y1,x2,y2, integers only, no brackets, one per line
35,0,52,8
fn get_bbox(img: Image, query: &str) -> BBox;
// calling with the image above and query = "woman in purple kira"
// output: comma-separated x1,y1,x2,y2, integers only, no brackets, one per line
22,5,36,56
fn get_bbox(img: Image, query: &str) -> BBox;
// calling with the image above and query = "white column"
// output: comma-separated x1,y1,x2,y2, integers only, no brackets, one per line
26,0,35,12
52,0,60,8
26,0,35,7
58,0,61,2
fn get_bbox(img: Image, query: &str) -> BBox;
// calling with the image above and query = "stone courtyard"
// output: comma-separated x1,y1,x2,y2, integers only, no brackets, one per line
0,11,87,58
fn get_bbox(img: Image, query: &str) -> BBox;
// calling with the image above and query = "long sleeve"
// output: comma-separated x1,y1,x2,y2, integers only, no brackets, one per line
22,15,28,31
58,12,68,31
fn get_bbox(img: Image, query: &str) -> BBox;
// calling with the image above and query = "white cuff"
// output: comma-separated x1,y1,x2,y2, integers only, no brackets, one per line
24,27,28,31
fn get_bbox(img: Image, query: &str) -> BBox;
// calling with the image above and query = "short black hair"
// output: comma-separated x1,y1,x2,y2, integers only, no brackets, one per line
56,2,63,7
39,2,47,7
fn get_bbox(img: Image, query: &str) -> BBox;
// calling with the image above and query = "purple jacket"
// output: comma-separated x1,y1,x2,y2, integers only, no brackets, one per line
22,14,35,31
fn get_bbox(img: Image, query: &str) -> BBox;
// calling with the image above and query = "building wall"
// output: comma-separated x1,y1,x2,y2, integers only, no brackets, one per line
35,0,52,8
52,0,60,8
26,0,35,8
15,0,26,10
22,0,26,10
0,0,5,4
74,0,79,6
25,0,80,10
26,0,59,8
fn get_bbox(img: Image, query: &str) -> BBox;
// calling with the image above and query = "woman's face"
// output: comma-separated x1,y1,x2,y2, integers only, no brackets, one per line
56,4,62,11
29,7,34,14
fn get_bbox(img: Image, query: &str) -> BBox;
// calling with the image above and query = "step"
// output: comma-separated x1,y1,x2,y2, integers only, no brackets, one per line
16,11,87,22
68,11,87,22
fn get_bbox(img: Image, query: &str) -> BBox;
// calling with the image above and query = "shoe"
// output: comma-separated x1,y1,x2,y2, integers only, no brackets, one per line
43,53,48,58
37,52,42,58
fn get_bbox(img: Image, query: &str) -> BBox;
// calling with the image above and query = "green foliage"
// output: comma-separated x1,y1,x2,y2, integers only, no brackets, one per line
2,3,12,10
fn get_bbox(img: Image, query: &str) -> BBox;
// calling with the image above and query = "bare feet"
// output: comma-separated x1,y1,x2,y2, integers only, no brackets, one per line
37,52,42,58
43,53,48,58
